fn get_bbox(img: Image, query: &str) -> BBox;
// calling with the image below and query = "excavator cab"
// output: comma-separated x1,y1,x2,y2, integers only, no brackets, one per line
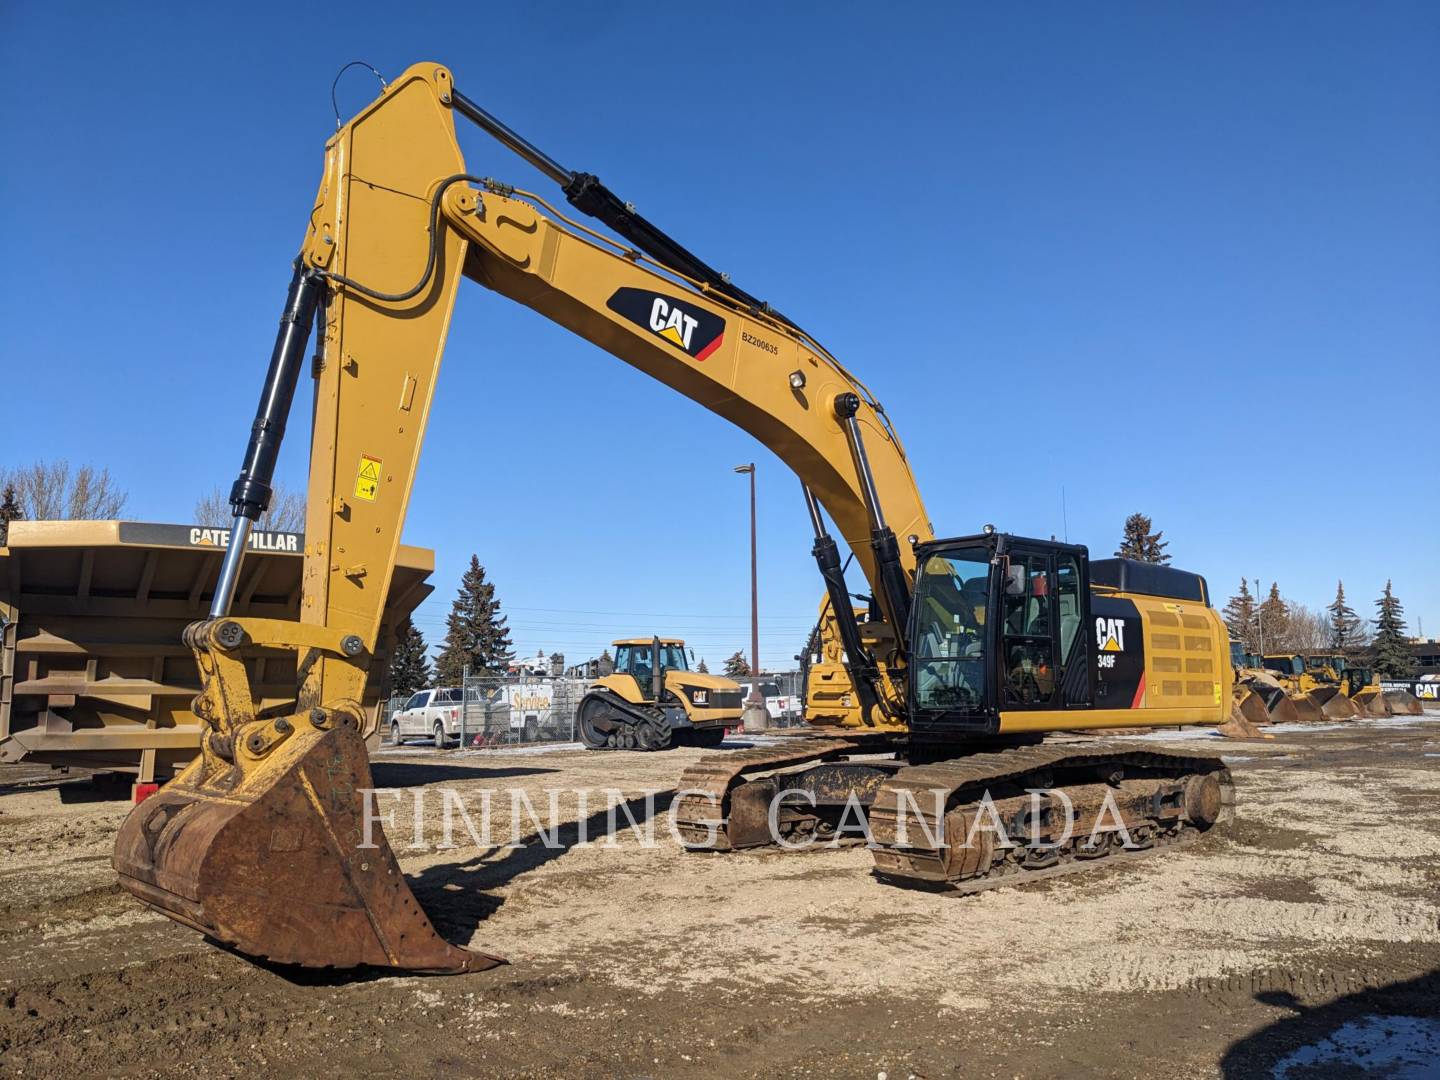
907,533,1095,738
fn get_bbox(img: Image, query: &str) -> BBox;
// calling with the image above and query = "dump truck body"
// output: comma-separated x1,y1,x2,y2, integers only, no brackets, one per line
0,521,433,781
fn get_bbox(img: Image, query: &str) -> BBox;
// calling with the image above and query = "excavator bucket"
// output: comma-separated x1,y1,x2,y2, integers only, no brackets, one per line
1219,701,1272,739
1288,692,1326,724
1352,686,1392,717
114,716,503,974
1383,689,1424,716
1234,686,1276,729
1243,678,1301,726
1306,686,1361,721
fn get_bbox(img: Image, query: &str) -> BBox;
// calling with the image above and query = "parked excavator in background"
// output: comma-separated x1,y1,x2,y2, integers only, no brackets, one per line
576,637,739,749
113,61,1238,975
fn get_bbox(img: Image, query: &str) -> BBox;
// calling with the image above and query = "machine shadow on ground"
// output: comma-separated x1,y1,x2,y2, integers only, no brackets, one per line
409,790,678,944
1220,968,1440,1077
370,761,561,786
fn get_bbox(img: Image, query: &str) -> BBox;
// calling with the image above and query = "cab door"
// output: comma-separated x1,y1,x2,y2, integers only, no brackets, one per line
399,691,430,736
998,548,1061,710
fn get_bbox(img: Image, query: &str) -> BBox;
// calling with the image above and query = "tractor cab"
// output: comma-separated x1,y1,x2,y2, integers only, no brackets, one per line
612,637,690,690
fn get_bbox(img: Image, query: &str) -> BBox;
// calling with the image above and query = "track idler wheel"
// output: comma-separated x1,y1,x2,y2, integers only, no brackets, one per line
577,694,620,750
113,716,503,974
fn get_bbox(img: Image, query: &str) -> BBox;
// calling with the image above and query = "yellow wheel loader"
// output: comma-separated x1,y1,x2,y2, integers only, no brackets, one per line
1259,655,1354,722
112,62,1237,974
1303,655,1423,717
577,638,740,750
1225,645,1299,730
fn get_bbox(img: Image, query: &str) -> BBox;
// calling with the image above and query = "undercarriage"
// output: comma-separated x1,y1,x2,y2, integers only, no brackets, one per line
674,733,1233,892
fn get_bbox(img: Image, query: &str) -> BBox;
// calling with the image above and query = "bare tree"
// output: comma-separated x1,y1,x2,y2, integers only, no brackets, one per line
0,461,127,520
193,481,307,532
1278,603,1329,653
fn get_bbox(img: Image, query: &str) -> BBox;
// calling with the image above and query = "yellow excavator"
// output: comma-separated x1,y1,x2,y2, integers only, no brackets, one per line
113,62,1237,974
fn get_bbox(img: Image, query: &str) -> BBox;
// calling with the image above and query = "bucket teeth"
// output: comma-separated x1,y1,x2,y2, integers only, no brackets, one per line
114,720,503,974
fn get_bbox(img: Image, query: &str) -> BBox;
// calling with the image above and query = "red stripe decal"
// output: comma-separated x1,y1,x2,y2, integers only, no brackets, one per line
694,332,724,363
1131,672,1146,709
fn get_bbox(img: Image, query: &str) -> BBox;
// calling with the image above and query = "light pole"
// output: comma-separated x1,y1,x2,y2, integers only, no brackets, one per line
733,463,759,674
734,463,766,730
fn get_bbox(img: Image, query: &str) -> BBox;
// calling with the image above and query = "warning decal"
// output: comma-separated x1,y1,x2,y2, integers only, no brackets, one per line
354,455,382,501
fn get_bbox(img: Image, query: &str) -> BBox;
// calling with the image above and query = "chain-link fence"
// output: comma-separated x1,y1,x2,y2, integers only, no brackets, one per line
381,667,813,750
456,673,588,747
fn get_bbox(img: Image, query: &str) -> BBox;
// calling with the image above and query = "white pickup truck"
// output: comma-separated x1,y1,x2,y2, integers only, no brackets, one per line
390,687,472,747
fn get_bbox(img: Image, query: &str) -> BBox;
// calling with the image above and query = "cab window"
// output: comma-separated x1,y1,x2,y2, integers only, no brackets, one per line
404,691,428,711
1055,556,1082,664
1003,554,1052,637
911,547,990,711
1002,553,1057,707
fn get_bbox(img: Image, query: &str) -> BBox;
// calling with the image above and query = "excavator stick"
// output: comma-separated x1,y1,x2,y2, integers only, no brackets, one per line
113,620,502,974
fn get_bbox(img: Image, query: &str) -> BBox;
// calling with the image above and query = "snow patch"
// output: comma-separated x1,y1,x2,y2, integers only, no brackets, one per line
1273,1015,1440,1079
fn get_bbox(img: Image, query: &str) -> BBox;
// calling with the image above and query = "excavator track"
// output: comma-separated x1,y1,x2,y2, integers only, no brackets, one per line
673,735,880,850
869,742,1233,893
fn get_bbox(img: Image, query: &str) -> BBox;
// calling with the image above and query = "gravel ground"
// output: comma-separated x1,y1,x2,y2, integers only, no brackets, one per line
2,716,1438,1078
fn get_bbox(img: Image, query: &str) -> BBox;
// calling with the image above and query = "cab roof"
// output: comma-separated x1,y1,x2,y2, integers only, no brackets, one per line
612,637,685,646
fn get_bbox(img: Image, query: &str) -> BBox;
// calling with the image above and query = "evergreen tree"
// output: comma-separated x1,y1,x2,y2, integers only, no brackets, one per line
0,484,21,546
1326,580,1362,655
1371,580,1415,678
1221,579,1258,653
697,657,710,674
387,617,432,698
434,555,514,684
723,650,752,678
1257,583,1290,655
1115,512,1171,564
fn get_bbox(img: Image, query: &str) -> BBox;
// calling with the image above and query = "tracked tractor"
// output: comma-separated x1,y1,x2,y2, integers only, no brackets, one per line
577,638,740,750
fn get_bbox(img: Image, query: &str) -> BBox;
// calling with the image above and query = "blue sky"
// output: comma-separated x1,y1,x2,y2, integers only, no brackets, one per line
2,3,1436,666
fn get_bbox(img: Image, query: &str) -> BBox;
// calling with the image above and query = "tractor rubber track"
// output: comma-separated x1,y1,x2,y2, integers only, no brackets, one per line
869,742,1233,893
578,690,672,751
673,735,874,850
